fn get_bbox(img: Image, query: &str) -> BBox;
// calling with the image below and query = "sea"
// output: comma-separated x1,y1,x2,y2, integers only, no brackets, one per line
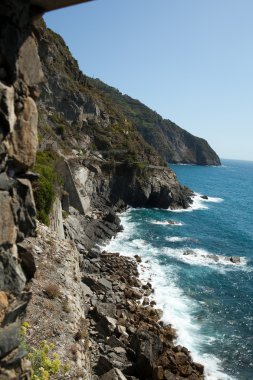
104,159,253,380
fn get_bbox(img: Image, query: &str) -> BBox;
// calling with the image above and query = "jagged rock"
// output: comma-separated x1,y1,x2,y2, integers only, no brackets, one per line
206,254,219,263
94,302,117,319
164,370,177,380
116,325,128,337
3,301,28,326
94,355,114,376
174,352,189,366
106,336,126,349
82,275,110,293
230,256,241,264
18,35,43,88
0,292,8,322
17,243,36,280
153,366,164,380
100,368,128,380
0,173,15,191
0,191,17,245
183,249,196,256
12,179,36,240
142,297,149,306
0,82,16,137
99,277,112,290
194,362,204,374
8,96,38,170
0,249,26,294
130,330,163,379
0,323,19,360
124,288,142,300
81,283,93,297
134,255,142,263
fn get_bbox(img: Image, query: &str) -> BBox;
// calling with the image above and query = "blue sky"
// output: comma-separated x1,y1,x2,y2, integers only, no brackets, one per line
45,0,253,161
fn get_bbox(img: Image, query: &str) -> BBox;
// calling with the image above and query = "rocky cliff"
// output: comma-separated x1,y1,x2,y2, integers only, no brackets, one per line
90,79,221,166
34,20,193,216
0,5,205,380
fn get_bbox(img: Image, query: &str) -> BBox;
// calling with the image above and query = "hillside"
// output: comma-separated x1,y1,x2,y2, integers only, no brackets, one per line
89,79,221,166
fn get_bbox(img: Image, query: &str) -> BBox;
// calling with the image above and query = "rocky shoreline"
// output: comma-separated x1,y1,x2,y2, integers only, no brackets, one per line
23,212,205,380
82,247,205,380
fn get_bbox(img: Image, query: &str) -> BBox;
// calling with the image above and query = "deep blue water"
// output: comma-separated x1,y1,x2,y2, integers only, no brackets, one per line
105,159,253,380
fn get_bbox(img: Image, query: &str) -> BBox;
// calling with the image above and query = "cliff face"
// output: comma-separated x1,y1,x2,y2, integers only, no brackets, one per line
90,79,221,166
0,1,41,377
34,20,193,217
0,7,205,380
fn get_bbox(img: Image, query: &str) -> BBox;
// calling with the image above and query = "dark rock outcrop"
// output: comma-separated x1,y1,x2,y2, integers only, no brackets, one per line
0,1,42,377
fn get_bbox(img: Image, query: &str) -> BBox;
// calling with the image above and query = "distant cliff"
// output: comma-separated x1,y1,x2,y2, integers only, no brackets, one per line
90,79,221,166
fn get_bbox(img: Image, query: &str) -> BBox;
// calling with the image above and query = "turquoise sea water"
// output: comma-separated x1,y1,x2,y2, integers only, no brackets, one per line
105,159,253,380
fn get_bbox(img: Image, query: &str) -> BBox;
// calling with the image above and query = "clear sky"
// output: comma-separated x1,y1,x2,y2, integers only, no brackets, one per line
45,0,253,161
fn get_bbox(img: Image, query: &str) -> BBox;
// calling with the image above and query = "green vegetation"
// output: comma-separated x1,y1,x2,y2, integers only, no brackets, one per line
33,151,60,225
89,78,220,165
20,323,69,380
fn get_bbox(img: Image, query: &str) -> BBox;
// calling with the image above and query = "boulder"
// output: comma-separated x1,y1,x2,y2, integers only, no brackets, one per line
106,336,126,349
0,323,20,360
94,355,114,376
94,302,117,319
82,275,112,293
134,255,142,263
153,366,164,380
164,370,177,380
130,330,163,379
116,325,128,337
230,256,241,264
206,254,219,263
100,368,128,380
17,243,36,281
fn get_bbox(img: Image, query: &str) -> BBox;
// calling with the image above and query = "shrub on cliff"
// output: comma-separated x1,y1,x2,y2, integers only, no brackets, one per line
33,151,60,225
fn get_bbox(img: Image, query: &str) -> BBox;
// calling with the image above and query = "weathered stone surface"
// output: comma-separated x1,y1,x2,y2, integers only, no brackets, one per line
12,179,36,240
164,370,177,380
18,35,43,88
0,291,9,322
3,301,28,325
0,172,15,191
94,302,117,319
17,242,36,280
0,191,17,245
0,323,19,360
100,368,128,380
8,96,38,169
0,249,26,293
153,366,164,380
0,82,16,139
94,355,114,376
130,330,163,379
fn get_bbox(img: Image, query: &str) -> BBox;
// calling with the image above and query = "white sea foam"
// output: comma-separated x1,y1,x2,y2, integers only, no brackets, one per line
169,193,224,213
163,247,248,269
150,220,183,226
103,212,238,380
166,236,188,242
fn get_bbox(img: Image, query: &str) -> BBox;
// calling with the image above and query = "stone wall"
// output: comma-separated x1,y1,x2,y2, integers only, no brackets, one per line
0,1,43,377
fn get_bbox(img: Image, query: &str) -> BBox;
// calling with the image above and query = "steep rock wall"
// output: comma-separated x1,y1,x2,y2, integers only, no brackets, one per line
0,1,42,377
